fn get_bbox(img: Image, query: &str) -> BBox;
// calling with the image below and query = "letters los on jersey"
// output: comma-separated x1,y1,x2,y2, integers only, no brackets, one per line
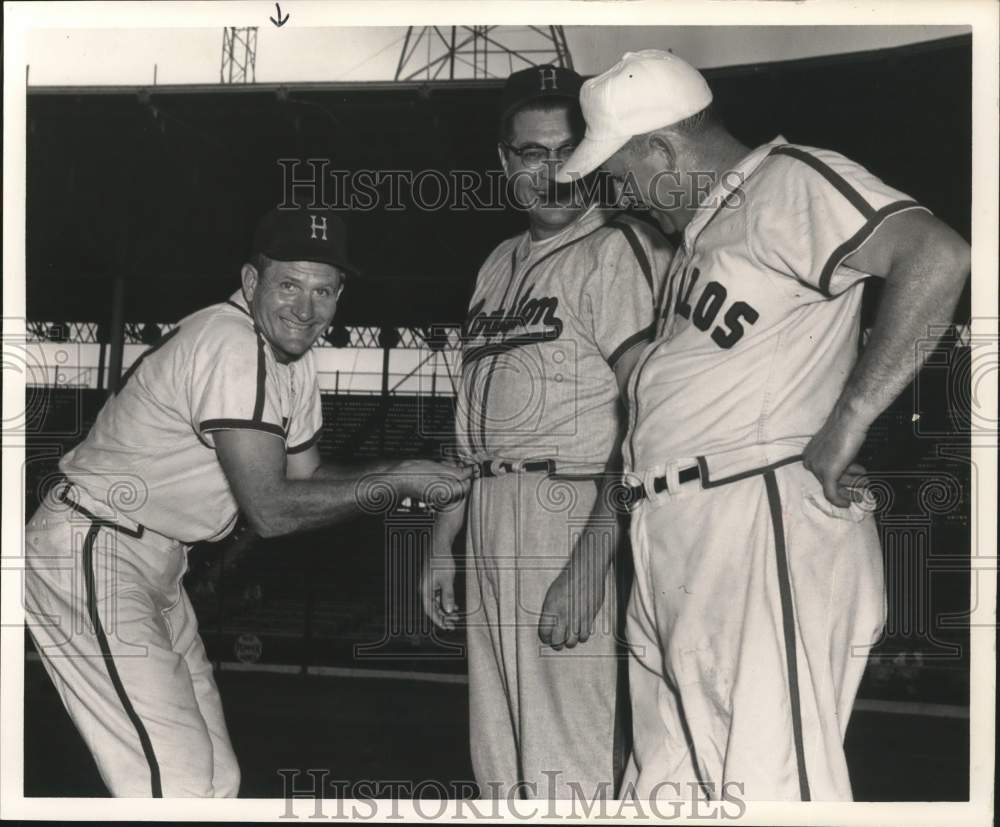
667,264,760,350
624,137,929,471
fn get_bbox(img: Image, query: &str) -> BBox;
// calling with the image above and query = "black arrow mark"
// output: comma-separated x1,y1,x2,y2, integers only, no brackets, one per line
270,3,289,26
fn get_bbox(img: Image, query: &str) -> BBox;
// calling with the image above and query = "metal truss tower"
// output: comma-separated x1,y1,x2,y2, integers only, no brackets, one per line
220,27,258,84
395,26,573,81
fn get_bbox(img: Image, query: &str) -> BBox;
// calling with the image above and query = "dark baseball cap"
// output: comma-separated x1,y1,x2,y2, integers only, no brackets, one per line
251,207,359,277
498,65,584,123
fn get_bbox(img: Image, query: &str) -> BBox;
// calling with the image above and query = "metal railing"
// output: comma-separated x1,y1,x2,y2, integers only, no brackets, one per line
26,321,464,350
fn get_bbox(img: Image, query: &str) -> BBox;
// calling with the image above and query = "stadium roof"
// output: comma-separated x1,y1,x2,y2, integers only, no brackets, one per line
27,79,506,96
25,34,969,327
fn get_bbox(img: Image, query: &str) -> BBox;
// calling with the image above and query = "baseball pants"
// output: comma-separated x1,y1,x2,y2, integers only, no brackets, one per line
24,490,240,798
464,472,623,800
622,460,885,801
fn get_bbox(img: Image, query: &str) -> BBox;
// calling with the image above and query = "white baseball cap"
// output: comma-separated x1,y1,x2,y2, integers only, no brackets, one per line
555,50,713,182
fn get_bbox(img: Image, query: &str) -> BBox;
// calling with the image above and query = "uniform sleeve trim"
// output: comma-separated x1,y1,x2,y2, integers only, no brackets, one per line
286,428,322,454
818,200,927,296
199,419,286,439
608,324,654,368
608,220,654,296
252,332,267,422
769,145,876,220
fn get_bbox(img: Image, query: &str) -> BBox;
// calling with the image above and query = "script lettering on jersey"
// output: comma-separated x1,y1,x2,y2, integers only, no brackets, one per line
668,265,760,350
465,284,564,341
463,284,564,362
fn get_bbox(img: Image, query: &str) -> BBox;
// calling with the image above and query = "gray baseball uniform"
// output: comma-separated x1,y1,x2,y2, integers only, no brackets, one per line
455,204,672,797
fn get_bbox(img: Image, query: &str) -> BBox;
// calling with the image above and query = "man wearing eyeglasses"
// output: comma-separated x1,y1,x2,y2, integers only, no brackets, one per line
420,65,673,799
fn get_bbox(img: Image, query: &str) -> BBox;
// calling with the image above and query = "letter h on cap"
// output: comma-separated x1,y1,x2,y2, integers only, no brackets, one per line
538,67,558,91
309,214,328,241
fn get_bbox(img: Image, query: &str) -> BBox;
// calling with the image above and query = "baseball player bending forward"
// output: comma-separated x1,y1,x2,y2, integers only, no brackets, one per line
422,66,673,800
557,51,970,800
24,208,469,797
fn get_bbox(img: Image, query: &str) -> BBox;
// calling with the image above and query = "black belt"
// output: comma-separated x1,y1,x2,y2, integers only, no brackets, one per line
474,459,701,500
622,464,701,508
476,459,556,478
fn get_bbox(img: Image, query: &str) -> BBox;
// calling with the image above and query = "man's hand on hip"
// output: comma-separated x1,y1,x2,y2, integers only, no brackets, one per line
803,408,870,508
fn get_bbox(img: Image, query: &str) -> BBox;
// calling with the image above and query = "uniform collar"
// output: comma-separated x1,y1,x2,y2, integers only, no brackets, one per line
226,289,253,318
226,289,301,372
522,202,603,255
682,135,788,246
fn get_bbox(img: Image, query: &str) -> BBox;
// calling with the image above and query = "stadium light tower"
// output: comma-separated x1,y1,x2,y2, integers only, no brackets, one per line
220,27,258,84
395,26,573,81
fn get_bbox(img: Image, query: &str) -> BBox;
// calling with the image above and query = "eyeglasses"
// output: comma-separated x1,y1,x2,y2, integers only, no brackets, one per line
500,141,578,168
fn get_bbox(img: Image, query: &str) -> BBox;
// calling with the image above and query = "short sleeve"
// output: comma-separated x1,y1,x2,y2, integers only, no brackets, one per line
586,218,673,368
286,354,323,454
190,320,285,447
748,146,930,296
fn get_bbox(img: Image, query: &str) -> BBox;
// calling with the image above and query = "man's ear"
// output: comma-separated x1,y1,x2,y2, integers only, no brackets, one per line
648,132,677,170
497,143,509,175
240,263,259,304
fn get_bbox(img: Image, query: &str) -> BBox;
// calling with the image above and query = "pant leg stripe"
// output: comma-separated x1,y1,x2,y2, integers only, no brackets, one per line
82,522,163,798
612,526,631,795
763,471,811,801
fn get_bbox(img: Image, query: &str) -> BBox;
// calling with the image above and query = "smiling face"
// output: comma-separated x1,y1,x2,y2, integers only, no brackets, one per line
241,257,345,363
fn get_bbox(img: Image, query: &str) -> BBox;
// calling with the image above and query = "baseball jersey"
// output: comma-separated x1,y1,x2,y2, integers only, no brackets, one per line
60,290,323,544
456,205,673,468
624,136,929,474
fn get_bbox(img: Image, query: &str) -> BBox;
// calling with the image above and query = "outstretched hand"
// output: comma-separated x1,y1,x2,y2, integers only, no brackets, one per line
394,460,472,509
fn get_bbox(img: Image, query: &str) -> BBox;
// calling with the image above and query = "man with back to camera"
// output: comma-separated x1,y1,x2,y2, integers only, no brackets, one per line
24,207,470,797
557,50,971,801
419,65,674,799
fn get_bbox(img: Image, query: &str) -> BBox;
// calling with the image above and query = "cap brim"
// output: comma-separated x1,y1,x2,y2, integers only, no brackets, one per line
312,258,361,278
499,90,580,123
266,251,360,278
555,132,631,182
